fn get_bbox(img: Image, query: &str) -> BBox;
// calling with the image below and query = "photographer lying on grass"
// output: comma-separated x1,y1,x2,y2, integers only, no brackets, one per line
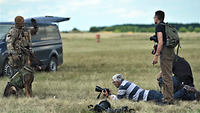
102,74,200,105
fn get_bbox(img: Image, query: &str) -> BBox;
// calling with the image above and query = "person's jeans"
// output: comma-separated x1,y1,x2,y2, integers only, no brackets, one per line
147,89,196,102
159,76,179,93
147,90,163,102
174,88,196,100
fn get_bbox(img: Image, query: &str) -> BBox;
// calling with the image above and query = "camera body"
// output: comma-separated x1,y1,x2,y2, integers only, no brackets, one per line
150,35,158,43
95,86,110,93
151,44,158,55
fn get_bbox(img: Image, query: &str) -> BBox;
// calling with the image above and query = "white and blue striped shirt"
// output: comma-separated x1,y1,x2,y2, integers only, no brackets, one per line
116,80,149,101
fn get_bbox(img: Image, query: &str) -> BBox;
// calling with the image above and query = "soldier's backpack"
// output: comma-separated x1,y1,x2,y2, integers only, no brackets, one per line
160,23,181,57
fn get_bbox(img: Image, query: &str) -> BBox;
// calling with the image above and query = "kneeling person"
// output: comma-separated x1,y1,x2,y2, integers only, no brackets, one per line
157,55,194,93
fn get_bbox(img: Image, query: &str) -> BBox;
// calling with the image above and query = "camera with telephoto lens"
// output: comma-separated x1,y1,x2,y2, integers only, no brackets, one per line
95,86,110,93
150,35,158,43
150,35,158,55
95,86,110,99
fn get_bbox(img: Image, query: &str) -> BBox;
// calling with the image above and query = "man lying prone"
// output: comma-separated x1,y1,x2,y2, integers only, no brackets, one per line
102,74,200,105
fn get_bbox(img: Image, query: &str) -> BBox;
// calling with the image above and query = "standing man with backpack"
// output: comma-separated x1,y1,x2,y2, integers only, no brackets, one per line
152,10,175,105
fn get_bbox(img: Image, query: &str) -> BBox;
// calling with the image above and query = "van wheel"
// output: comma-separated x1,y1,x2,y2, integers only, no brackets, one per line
47,57,57,71
3,60,13,77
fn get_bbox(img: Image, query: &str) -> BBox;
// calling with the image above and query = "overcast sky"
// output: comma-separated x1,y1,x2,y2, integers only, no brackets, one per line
0,0,199,31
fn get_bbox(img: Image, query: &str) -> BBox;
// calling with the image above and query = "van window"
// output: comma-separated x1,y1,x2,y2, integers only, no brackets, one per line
45,25,60,40
0,24,13,40
31,26,46,41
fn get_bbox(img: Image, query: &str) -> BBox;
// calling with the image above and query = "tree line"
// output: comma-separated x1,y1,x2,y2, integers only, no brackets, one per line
89,23,200,33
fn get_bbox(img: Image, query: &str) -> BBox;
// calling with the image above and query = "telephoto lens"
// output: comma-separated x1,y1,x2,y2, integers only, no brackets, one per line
95,86,103,92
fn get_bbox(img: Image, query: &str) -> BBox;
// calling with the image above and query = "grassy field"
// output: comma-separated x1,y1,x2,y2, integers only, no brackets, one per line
0,32,200,113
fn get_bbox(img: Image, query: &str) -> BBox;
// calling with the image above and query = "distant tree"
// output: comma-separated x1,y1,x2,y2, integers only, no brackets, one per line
62,31,68,33
133,26,139,32
194,27,200,32
179,27,187,32
114,29,121,33
90,27,101,32
93,23,200,33
126,26,135,32
147,27,155,32
139,27,147,32
187,25,194,32
104,27,114,31
72,28,79,31
119,26,127,32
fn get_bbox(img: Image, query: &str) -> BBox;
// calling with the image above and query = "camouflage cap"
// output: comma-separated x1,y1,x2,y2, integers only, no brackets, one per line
15,16,25,28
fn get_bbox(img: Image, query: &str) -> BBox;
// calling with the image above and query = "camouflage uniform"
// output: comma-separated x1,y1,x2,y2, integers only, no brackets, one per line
6,16,38,71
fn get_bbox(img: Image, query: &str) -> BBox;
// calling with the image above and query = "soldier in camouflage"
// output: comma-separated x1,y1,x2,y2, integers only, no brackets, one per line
6,16,38,72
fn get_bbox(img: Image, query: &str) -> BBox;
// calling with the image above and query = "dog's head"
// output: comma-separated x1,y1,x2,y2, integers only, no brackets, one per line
29,54,43,70
30,54,43,67
3,82,18,97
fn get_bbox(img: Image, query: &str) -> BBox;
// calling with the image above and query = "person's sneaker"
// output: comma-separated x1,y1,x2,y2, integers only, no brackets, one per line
183,85,197,94
195,91,200,101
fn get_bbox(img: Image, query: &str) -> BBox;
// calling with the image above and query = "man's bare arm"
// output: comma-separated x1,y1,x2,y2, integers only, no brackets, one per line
156,32,163,55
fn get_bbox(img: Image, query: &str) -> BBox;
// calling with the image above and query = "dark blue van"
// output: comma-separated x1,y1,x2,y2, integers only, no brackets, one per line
0,16,70,77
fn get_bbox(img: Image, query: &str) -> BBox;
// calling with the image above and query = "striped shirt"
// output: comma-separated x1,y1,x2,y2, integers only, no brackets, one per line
116,80,149,101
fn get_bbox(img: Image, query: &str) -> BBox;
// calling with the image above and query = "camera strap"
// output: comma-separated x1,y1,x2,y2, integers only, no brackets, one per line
97,92,101,99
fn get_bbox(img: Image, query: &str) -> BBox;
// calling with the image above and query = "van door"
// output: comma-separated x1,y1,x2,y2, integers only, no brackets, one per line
32,24,62,66
31,24,48,65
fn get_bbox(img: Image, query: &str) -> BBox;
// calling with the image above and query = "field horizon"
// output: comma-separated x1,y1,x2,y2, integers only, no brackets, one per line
0,32,200,113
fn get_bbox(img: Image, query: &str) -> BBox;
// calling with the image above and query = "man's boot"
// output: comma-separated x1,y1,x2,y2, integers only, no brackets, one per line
183,85,197,94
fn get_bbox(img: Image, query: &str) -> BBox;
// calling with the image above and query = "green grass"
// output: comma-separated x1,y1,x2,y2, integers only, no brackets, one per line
0,32,200,113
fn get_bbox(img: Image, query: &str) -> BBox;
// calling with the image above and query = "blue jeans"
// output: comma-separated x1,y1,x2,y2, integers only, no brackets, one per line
174,88,195,100
147,90,163,102
147,89,195,102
